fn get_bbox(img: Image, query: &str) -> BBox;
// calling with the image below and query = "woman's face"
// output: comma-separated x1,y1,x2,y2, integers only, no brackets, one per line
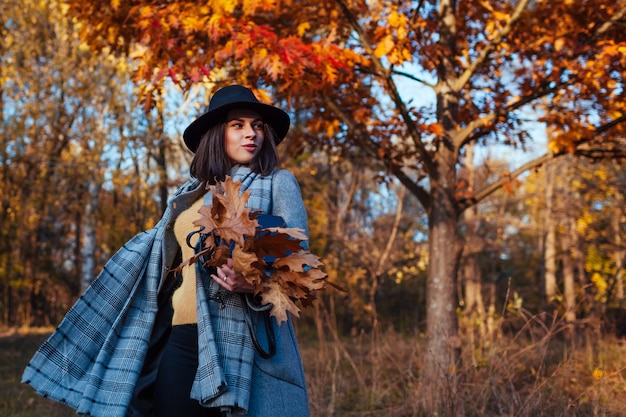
224,108,265,165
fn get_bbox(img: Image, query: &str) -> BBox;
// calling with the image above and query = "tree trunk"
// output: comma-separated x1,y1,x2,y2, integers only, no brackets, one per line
562,216,576,324
420,1,462,412
460,143,487,360
370,185,406,329
80,180,101,293
613,193,624,304
421,164,461,414
153,94,170,215
543,162,558,304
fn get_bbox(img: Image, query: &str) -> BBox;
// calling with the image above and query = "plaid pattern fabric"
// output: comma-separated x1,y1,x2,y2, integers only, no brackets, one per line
22,166,274,417
22,227,162,417
191,166,273,412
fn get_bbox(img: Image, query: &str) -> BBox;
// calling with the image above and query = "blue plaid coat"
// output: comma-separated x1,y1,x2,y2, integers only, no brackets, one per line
22,167,310,417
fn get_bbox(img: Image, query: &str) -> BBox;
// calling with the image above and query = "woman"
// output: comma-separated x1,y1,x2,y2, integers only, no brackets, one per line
22,85,310,417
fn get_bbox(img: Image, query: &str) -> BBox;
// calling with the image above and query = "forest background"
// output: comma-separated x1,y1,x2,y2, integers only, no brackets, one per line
1,0,625,416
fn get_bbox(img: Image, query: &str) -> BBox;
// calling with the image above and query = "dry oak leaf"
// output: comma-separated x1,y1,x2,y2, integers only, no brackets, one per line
232,244,265,286
273,251,325,272
247,229,304,257
260,280,302,324
270,268,327,293
194,180,258,248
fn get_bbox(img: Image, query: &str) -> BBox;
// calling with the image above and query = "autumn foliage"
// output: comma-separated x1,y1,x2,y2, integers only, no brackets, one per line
8,0,625,414
179,177,329,323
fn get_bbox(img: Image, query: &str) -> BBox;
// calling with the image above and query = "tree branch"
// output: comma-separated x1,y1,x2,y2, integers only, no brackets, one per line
458,152,555,213
335,0,434,174
594,4,626,38
324,96,432,211
391,68,437,89
594,113,626,135
375,185,406,277
457,77,575,148
459,113,626,212
455,0,530,92
391,165,431,212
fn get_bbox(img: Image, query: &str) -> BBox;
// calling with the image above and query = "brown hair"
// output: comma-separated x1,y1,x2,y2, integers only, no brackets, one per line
189,122,281,185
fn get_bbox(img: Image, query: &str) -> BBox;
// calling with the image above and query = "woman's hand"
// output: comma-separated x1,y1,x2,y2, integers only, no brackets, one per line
211,258,255,293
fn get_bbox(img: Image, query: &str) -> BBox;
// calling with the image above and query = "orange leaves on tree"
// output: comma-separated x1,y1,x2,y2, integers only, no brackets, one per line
186,176,330,323
500,175,521,196
374,35,395,59
372,6,412,65
428,123,444,136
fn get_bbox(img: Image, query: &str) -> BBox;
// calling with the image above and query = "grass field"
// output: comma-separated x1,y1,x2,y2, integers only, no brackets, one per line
0,329,74,417
2,324,626,417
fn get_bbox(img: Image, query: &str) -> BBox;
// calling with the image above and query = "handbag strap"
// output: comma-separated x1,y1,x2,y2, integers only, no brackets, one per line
241,297,276,359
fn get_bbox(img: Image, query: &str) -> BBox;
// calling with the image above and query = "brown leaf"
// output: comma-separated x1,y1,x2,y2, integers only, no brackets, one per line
274,268,327,292
193,204,219,234
251,232,304,258
269,227,308,241
260,280,301,323
210,178,258,247
217,177,253,220
273,251,325,272
205,244,230,267
171,247,213,274
232,245,265,285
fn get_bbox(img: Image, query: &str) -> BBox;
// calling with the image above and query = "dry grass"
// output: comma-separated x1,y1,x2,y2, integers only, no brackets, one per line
0,328,74,417
300,313,626,417
3,320,626,417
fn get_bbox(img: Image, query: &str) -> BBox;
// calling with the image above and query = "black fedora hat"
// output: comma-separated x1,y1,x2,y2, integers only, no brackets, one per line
183,85,290,153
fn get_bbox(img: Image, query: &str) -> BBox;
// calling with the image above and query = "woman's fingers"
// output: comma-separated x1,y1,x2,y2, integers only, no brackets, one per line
211,262,253,293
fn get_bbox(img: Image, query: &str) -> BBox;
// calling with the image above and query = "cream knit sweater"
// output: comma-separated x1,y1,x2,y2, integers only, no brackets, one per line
171,196,205,325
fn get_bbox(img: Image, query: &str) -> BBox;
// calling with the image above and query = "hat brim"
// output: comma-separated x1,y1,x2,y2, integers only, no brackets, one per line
183,101,290,153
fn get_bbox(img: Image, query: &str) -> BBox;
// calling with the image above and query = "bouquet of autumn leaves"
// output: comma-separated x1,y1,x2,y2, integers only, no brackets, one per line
179,176,329,324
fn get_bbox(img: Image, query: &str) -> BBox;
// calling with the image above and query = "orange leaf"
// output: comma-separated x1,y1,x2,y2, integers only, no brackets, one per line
272,267,327,292
273,250,325,272
260,280,301,323
194,204,219,233
374,34,394,58
232,245,265,285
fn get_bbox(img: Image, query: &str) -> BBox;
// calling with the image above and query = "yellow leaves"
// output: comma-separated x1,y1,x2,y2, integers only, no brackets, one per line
548,123,594,154
590,272,607,300
326,119,340,138
576,211,592,234
388,10,408,41
268,55,282,80
554,38,565,52
324,62,338,84
592,368,606,380
110,0,120,10
297,22,310,37
373,33,411,64
483,6,511,40
371,5,411,65
185,177,331,323
138,5,153,19
593,169,607,181
374,35,394,59
215,0,237,14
